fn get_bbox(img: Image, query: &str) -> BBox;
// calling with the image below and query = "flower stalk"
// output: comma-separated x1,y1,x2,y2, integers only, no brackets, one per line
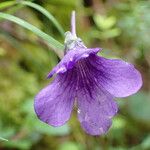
71,11,77,38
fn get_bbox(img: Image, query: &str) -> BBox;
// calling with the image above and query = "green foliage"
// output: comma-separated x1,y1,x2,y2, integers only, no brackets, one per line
0,0,150,150
94,15,117,30
0,12,64,51
19,1,65,36
141,135,150,150
0,1,16,10
127,92,150,124
92,14,121,39
22,99,70,136
0,137,8,141
116,0,150,50
58,142,83,150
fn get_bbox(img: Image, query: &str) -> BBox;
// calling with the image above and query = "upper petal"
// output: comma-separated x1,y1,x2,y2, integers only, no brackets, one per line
47,47,101,78
34,69,77,126
88,55,142,97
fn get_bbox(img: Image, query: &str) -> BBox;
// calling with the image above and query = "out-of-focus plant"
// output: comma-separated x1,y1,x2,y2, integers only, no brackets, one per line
92,14,121,40
0,1,65,57
0,137,8,141
19,1,65,37
113,0,150,58
0,1,16,10
0,12,64,58
127,92,150,125
0,0,150,150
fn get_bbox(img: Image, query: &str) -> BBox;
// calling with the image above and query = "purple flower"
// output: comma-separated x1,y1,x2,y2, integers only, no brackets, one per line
34,12,142,135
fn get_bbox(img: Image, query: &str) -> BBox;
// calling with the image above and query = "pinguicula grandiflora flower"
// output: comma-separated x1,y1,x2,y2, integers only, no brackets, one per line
34,11,142,135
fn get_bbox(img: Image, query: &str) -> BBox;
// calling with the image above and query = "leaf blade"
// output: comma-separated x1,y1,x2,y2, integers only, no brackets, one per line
0,1,16,10
0,137,8,141
19,1,65,36
0,12,64,51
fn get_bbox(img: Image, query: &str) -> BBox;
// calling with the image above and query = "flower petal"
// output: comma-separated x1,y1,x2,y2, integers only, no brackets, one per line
76,59,118,135
77,86,118,136
34,69,77,126
89,55,142,97
47,47,101,78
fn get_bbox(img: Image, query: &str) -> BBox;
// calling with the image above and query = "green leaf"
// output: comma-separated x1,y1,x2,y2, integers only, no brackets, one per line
127,92,150,123
108,147,127,150
19,1,65,36
112,116,126,129
141,135,150,149
4,140,32,150
0,12,64,51
90,28,121,40
35,123,70,136
102,28,121,39
22,99,71,136
58,142,83,150
94,14,117,30
0,137,8,141
0,1,16,10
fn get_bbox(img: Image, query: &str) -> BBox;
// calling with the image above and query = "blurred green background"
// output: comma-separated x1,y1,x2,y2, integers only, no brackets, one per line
0,0,150,150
